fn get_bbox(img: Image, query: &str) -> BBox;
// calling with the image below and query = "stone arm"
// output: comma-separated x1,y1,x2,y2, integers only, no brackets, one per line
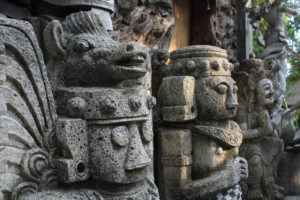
242,110,274,139
280,5,298,15
182,157,248,199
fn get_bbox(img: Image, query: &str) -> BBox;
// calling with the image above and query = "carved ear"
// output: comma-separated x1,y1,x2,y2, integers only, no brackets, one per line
43,20,66,58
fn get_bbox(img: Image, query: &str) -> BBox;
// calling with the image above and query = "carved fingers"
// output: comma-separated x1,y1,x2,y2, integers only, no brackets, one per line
239,157,248,180
234,157,248,180
259,110,273,135
146,178,160,200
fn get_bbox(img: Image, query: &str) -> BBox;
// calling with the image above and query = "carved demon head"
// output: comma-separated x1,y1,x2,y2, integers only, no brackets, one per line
44,11,151,87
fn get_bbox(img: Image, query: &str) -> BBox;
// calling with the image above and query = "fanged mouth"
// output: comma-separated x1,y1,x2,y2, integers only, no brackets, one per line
116,53,147,70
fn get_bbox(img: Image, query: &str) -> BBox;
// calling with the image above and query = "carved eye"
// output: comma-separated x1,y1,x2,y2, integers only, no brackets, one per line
140,122,153,143
233,85,238,93
112,126,130,147
264,85,271,90
215,84,227,94
73,40,90,53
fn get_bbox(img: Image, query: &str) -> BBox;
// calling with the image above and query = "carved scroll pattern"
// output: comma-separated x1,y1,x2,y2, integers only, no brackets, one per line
0,18,57,200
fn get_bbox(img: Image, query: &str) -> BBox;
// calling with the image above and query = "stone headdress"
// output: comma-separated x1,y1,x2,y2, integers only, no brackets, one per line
233,54,267,113
62,11,107,35
41,0,114,13
161,45,242,148
163,45,234,78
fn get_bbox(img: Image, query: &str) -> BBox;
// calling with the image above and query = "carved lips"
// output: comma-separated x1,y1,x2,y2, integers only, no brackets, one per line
115,52,148,74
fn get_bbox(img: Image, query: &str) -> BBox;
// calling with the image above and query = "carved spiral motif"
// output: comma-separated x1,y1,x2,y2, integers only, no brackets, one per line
11,182,38,200
22,149,50,182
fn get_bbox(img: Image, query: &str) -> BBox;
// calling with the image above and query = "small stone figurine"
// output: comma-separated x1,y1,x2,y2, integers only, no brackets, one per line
158,45,248,200
234,56,284,200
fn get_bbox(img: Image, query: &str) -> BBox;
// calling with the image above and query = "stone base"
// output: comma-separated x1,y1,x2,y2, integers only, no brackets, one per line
278,151,300,195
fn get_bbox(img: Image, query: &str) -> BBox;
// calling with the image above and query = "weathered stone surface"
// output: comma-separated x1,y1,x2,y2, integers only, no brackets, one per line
158,45,248,200
55,88,150,120
161,76,196,122
56,119,89,183
112,0,174,50
247,0,298,111
0,17,57,199
0,8,158,200
234,56,288,200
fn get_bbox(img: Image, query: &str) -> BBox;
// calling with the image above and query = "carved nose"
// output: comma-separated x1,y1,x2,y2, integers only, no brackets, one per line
270,88,274,95
126,43,135,52
125,124,151,171
226,94,238,109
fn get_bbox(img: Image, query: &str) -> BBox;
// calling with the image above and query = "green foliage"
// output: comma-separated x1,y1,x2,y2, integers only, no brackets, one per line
293,109,300,128
252,33,265,55
287,66,300,86
252,0,300,68
253,0,266,6
252,0,300,127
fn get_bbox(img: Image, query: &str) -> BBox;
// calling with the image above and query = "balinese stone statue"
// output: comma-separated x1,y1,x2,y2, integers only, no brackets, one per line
246,1,299,197
247,0,298,111
234,55,285,200
0,10,159,200
158,45,248,200
248,0,297,47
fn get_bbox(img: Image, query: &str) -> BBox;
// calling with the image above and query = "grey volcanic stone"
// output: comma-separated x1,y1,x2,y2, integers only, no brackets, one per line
158,45,248,200
0,10,158,200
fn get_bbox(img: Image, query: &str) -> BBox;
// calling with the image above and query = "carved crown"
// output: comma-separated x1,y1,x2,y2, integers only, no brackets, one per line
164,45,234,77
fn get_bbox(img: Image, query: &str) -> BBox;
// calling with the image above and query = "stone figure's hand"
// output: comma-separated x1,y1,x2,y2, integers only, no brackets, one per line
244,129,260,139
234,157,248,181
259,110,273,136
147,178,160,200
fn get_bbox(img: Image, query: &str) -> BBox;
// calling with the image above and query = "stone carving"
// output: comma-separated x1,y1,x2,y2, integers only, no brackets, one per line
216,0,239,64
245,1,299,197
234,56,286,200
158,45,248,200
112,0,174,50
0,17,57,199
40,0,114,31
0,10,158,199
247,0,298,111
191,0,221,47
